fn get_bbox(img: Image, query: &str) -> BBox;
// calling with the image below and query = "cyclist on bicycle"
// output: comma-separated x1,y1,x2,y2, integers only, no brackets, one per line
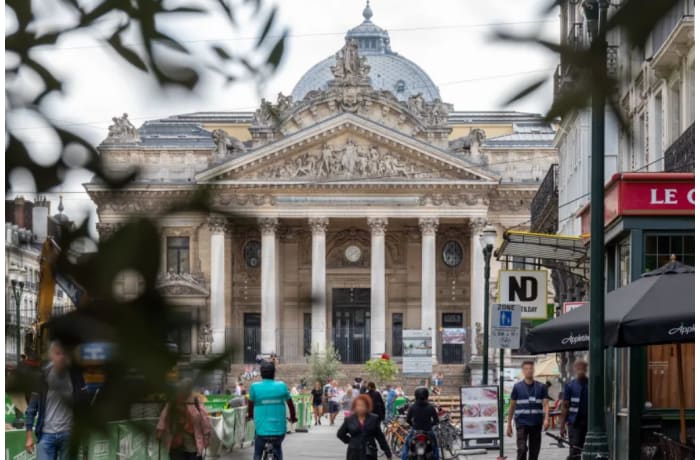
402,387,440,460
247,361,297,460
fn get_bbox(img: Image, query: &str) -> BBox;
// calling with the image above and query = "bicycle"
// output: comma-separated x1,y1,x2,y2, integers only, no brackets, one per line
260,437,279,460
383,416,410,457
433,412,461,460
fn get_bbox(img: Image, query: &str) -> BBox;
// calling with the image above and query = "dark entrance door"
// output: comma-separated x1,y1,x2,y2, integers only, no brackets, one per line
392,313,404,357
332,288,371,364
243,313,261,363
442,312,464,364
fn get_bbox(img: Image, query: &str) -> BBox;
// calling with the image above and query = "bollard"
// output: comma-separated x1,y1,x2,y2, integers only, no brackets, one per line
295,394,310,433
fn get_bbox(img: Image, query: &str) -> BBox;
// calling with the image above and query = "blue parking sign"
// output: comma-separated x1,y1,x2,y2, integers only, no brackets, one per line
499,311,512,327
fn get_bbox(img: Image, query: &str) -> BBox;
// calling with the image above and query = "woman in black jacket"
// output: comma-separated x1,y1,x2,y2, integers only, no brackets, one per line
337,394,392,460
366,381,386,422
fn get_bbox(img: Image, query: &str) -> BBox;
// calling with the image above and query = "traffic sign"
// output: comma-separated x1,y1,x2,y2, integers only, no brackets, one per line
497,270,548,319
490,303,522,349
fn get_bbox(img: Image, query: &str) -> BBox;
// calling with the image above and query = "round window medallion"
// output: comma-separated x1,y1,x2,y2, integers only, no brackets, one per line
344,245,362,263
244,240,261,268
442,240,463,267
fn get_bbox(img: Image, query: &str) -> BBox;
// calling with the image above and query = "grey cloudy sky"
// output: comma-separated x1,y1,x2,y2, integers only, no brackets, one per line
8,0,558,231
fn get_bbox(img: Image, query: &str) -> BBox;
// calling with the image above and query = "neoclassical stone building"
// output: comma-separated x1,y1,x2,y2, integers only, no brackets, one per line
86,5,556,367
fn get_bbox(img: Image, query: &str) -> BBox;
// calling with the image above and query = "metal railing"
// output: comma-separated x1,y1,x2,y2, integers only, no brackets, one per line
664,123,695,172
530,164,559,234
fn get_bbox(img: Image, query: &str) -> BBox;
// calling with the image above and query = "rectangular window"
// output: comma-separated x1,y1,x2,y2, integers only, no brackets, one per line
644,233,694,272
166,237,190,274
669,80,681,142
617,236,631,288
617,348,630,411
653,92,663,170
689,62,695,123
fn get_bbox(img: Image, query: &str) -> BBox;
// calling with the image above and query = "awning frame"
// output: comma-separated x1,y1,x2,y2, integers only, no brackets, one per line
495,230,589,278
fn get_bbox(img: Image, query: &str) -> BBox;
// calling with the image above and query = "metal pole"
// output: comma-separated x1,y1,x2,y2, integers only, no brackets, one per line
498,348,505,458
481,245,493,385
582,1,610,457
11,280,23,366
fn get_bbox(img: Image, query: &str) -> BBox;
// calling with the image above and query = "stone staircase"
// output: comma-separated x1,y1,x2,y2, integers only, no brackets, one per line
226,362,471,395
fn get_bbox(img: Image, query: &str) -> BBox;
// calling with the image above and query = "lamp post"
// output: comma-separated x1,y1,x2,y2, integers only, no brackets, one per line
9,267,26,367
582,0,610,458
479,225,497,385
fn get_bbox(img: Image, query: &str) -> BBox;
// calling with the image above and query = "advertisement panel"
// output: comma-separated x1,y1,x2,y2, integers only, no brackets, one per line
460,385,500,447
497,270,548,319
441,328,466,344
402,329,433,377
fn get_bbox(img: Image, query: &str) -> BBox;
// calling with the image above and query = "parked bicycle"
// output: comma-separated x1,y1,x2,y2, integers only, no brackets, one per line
433,407,461,460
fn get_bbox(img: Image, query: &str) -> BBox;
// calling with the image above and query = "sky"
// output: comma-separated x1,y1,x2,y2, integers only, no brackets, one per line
7,0,559,232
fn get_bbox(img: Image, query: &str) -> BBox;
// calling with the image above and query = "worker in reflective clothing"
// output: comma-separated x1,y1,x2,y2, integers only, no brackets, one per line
506,360,550,460
560,359,588,460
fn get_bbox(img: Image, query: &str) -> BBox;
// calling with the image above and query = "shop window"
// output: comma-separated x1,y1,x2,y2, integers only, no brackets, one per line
644,233,694,272
617,348,629,411
646,343,694,409
617,236,631,288
166,237,190,274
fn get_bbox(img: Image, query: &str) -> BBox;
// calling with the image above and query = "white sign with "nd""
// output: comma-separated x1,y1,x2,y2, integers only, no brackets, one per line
497,270,548,320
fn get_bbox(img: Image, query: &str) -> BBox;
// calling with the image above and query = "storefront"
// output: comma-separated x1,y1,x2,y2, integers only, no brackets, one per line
578,172,695,458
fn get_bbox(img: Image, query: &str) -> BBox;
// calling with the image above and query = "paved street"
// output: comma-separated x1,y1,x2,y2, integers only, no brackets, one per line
219,416,569,460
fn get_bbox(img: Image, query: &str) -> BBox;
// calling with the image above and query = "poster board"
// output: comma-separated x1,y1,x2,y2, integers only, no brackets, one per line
402,329,433,377
460,385,500,448
497,270,548,319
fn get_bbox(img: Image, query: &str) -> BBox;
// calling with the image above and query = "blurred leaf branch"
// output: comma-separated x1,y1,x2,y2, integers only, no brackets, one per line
5,0,288,443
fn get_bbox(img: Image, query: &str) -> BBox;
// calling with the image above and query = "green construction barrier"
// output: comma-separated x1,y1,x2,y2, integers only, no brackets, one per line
292,394,312,431
6,393,18,423
6,429,36,460
202,394,230,412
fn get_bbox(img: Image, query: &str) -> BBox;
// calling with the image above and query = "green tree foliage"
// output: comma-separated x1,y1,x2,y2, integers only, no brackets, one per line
364,357,398,385
5,0,288,449
307,344,343,385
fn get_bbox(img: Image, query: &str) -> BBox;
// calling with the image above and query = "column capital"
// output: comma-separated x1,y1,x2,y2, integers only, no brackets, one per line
418,217,439,236
208,215,228,233
309,217,329,234
258,217,279,235
367,217,388,236
468,217,487,235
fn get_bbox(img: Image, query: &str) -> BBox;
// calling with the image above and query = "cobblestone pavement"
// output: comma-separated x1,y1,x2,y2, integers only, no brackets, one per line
219,418,570,459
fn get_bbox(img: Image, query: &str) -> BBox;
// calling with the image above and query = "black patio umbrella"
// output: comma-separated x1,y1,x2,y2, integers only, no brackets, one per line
523,259,695,354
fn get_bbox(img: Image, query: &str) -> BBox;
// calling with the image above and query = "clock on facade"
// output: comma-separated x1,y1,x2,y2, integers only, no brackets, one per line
244,240,261,268
344,245,362,263
442,240,463,267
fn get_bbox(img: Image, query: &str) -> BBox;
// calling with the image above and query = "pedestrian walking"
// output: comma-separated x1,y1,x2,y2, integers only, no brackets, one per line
506,361,550,460
328,380,341,425
25,340,89,460
560,359,588,459
366,382,385,422
311,381,324,426
385,385,396,421
157,378,212,460
337,394,392,459
342,387,354,417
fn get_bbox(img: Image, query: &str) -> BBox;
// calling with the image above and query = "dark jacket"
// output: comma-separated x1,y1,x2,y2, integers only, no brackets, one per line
406,400,439,431
367,389,386,421
25,365,87,440
337,413,392,460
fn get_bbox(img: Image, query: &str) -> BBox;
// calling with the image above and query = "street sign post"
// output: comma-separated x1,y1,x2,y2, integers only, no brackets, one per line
490,303,522,349
497,270,548,319
490,303,522,459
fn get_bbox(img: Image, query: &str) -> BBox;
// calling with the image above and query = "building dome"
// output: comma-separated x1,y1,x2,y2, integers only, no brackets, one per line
291,2,441,102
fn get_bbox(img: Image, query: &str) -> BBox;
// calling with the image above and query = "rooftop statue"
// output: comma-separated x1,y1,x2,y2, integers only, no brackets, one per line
330,38,370,83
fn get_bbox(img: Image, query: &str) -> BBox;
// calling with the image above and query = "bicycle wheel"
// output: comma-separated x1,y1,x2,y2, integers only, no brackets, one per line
391,434,404,457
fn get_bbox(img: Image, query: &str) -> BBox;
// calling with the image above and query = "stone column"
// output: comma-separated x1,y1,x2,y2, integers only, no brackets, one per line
368,217,388,358
208,216,227,353
469,218,486,362
419,218,439,361
259,218,279,355
309,218,329,352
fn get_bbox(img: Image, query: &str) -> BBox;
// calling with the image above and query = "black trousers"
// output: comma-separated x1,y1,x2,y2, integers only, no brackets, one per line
567,422,587,460
516,425,542,460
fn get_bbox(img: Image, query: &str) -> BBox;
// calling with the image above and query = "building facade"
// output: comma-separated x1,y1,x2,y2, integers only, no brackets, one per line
5,197,75,363
86,6,557,373
528,1,695,457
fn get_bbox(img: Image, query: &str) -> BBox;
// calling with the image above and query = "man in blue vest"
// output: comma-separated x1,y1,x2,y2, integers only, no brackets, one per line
247,361,297,460
560,359,588,459
506,360,550,460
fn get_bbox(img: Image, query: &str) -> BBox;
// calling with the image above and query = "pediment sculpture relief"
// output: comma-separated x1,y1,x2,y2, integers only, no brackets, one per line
212,129,246,158
106,113,140,143
254,140,431,180
330,38,370,84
